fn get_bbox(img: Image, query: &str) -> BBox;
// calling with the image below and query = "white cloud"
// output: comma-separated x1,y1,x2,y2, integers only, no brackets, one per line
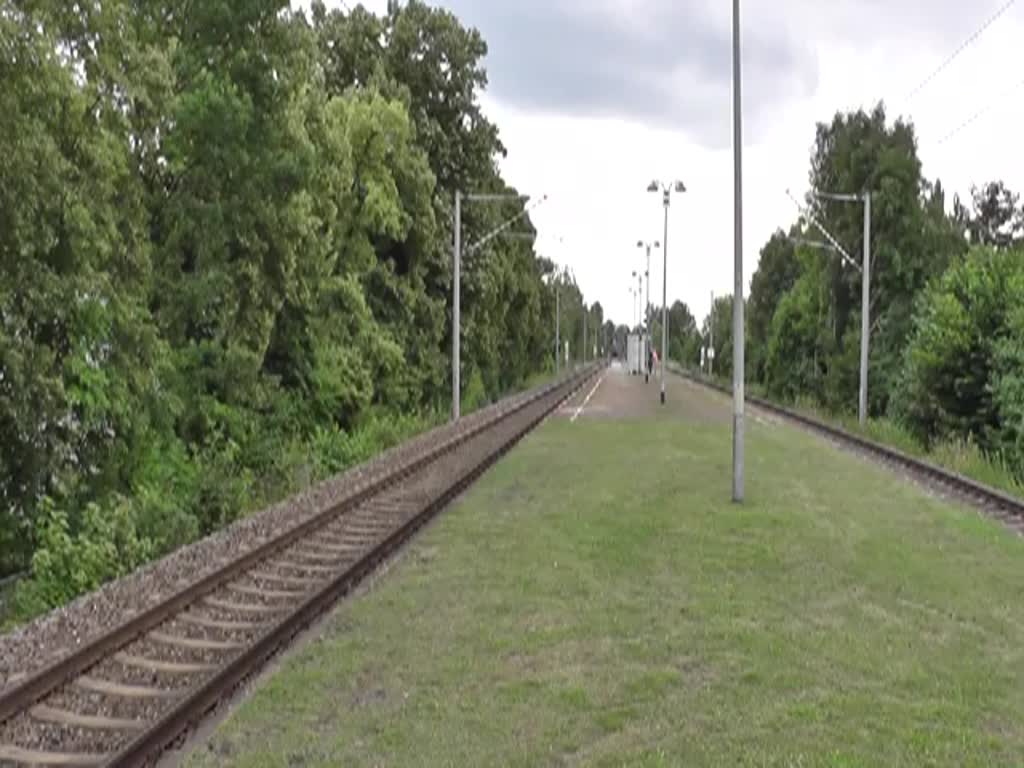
309,0,1024,328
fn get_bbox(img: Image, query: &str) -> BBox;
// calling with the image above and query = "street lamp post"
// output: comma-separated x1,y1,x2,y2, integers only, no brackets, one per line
732,0,745,501
817,191,871,426
636,271,643,331
637,240,660,383
648,180,686,405
629,278,637,375
709,290,715,377
636,271,643,374
787,188,872,426
556,284,560,376
583,298,588,366
629,281,634,328
454,190,461,421
452,190,539,421
861,193,871,424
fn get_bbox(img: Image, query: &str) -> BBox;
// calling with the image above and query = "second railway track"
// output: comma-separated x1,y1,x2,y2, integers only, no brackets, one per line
0,366,600,767
677,367,1024,533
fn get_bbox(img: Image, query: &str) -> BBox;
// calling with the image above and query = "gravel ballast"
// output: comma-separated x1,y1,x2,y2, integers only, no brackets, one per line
0,386,542,695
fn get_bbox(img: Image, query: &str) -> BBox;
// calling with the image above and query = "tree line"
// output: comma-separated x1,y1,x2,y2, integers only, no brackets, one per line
689,104,1024,478
0,0,600,619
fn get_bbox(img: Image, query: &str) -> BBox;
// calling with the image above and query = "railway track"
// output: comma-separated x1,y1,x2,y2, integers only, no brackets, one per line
0,366,599,767
678,367,1024,532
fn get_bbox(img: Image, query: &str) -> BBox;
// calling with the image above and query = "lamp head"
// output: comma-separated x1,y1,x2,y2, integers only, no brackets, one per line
647,181,660,193
674,180,687,193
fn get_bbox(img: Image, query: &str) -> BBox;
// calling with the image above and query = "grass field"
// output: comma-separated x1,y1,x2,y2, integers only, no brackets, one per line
694,365,1024,500
186,376,1024,767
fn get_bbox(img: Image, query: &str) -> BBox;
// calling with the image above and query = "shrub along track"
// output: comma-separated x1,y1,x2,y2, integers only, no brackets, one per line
0,366,600,767
678,368,1024,535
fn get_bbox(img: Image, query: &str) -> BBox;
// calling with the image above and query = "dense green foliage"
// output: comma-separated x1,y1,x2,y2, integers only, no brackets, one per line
701,295,735,379
893,248,1024,466
0,0,589,621
738,102,1024,479
648,301,701,369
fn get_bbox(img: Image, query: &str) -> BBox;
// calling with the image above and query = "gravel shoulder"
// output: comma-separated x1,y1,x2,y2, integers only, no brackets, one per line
0,389,536,695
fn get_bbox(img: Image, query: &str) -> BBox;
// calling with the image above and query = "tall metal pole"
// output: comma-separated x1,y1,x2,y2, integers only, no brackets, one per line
709,290,715,377
451,190,539,419
790,188,869,420
731,0,745,502
859,192,871,427
637,273,643,330
645,246,651,335
583,301,588,366
661,192,669,405
637,272,643,370
555,286,560,376
645,245,651,382
452,191,461,421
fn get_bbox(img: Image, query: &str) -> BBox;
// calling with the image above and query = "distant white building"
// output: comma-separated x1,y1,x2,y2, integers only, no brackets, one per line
626,333,648,376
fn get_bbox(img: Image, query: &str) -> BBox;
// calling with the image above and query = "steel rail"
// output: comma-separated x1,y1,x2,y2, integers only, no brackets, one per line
0,365,600,767
677,367,1024,519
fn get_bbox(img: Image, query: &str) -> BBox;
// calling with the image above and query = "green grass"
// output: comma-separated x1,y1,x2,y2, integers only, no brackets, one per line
679,365,1024,500
187,401,1024,767
815,410,1023,499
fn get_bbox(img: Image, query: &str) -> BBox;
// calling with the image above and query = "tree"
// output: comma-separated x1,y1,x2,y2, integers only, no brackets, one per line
0,2,160,572
893,247,1024,460
1,0,589,615
748,230,800,382
792,103,961,414
648,301,700,367
311,1,550,407
762,251,831,402
965,181,1023,249
614,325,632,359
702,295,735,379
588,302,605,356
602,321,617,358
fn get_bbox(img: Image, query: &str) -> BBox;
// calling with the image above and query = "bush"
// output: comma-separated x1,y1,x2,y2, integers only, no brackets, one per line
311,411,437,478
11,499,153,620
126,437,201,556
894,247,1023,455
764,273,826,403
192,435,256,537
460,367,489,415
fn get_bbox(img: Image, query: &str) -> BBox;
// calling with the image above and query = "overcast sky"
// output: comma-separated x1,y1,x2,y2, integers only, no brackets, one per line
312,0,1024,328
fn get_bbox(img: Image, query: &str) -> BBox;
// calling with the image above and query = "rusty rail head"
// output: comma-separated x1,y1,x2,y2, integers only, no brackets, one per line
105,364,601,767
0,366,598,728
675,366,1024,517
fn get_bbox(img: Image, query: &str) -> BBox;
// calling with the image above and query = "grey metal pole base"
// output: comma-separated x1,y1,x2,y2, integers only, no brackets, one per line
645,373,649,384
660,390,666,405
732,412,744,502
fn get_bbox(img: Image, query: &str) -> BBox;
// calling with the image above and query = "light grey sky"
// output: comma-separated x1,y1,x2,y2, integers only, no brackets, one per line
309,0,1024,327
